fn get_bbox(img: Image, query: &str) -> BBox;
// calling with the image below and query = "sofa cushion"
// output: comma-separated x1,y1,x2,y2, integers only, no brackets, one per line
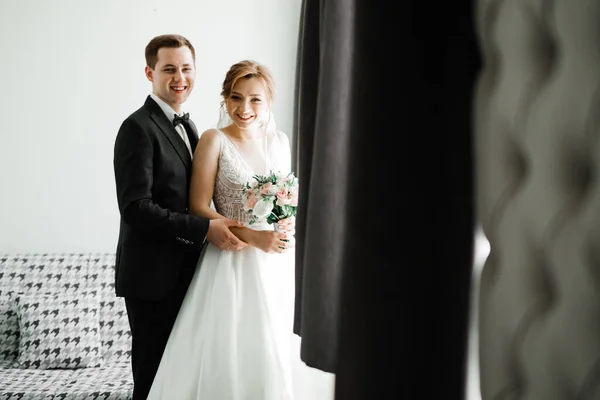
0,362,133,399
0,295,19,366
89,253,132,363
0,367,75,399
14,290,103,369
60,360,133,399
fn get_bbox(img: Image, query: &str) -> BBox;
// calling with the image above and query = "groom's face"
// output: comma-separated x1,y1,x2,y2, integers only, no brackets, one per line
145,46,196,113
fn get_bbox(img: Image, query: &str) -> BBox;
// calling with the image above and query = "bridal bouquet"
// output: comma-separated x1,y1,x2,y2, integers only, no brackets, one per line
242,170,299,226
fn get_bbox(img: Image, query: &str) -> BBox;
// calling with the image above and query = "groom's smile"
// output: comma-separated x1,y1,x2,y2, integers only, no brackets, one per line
171,85,187,94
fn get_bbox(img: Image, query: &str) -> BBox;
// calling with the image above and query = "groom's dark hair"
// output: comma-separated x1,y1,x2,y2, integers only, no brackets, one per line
145,34,196,69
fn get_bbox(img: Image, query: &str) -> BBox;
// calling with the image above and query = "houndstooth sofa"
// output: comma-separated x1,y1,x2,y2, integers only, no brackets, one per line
0,253,133,400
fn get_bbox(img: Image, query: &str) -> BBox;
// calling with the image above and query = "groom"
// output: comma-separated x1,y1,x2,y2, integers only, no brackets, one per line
113,34,246,400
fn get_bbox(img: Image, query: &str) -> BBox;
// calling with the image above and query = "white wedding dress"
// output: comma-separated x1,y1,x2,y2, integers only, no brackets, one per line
147,129,335,400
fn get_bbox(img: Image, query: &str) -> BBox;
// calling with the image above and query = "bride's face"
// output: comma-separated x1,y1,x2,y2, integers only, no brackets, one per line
226,77,270,130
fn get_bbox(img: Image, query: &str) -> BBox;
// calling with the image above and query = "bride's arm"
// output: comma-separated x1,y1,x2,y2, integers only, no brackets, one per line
189,129,228,220
189,130,288,253
189,129,247,250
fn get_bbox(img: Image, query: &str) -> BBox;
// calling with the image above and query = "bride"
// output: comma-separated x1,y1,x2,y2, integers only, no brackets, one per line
147,60,335,399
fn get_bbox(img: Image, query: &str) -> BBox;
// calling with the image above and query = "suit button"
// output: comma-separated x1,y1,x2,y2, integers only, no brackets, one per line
185,207,189,212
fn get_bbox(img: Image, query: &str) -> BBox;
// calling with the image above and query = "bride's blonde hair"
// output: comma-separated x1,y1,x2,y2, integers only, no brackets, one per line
221,60,276,107
218,60,277,131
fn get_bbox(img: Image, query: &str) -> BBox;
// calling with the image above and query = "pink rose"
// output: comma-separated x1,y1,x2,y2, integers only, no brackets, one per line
276,187,291,207
260,182,272,196
246,192,258,210
289,186,299,207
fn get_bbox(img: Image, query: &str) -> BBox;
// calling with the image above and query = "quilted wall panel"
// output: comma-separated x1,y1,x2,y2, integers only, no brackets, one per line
475,0,600,399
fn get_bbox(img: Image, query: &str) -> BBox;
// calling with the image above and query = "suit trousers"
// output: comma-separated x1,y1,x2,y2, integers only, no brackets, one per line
124,256,198,400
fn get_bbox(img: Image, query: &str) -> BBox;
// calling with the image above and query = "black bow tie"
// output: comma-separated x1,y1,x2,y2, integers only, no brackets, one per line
173,113,190,127
172,112,198,153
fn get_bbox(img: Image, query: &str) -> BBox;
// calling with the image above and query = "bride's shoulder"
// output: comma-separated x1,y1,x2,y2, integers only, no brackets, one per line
199,128,222,142
199,128,220,139
197,128,222,149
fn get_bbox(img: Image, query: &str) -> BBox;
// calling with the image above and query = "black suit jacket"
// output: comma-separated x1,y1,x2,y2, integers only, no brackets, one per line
113,96,209,301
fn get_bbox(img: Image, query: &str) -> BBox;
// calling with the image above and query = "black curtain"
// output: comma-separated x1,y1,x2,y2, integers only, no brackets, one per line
292,0,480,398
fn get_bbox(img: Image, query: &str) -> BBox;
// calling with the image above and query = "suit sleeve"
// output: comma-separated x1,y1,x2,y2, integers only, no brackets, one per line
113,118,209,248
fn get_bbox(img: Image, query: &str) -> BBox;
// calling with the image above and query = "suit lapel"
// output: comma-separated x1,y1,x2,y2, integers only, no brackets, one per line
144,96,192,169
186,119,200,152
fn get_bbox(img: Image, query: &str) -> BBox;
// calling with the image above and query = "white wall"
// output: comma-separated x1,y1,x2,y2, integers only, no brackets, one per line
0,0,302,253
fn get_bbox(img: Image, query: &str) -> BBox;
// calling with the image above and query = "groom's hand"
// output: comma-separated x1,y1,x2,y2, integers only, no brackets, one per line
206,219,247,251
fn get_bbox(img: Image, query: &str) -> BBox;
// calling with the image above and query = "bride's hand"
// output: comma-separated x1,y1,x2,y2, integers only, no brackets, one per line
280,236,295,252
276,218,295,252
275,217,295,235
252,230,291,254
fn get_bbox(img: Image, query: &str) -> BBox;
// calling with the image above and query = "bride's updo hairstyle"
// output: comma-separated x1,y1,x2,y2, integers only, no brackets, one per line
217,60,278,132
220,60,276,107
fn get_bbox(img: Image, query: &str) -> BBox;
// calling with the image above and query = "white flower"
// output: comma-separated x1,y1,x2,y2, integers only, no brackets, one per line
253,197,275,219
275,171,288,181
284,174,296,185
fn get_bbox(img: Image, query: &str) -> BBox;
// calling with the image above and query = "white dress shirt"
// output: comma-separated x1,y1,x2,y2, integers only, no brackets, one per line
150,93,193,158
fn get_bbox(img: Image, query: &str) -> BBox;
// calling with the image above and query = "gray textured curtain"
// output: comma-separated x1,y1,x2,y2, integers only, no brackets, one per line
292,0,480,398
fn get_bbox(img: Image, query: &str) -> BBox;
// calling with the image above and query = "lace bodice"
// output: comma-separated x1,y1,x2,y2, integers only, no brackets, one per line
213,129,291,226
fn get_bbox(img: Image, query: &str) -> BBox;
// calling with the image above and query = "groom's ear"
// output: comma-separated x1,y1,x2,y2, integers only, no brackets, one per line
145,66,154,82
